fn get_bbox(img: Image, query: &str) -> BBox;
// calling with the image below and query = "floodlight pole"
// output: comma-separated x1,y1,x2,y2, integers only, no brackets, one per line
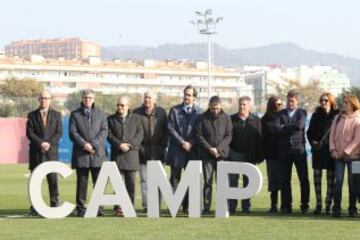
191,9,223,101
207,34,211,101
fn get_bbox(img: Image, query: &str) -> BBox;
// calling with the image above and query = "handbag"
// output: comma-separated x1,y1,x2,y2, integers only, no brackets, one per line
312,128,330,151
312,114,340,151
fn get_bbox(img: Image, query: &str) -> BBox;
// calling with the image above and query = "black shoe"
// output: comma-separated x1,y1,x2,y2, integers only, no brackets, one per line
325,206,331,215
332,210,341,217
29,209,39,217
332,208,341,218
349,210,358,217
280,207,292,214
74,208,86,217
142,208,148,214
268,206,278,213
301,205,309,214
313,205,321,215
202,209,210,215
242,208,251,214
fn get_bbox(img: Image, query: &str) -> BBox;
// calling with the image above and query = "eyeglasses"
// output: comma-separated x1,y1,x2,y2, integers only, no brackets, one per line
82,97,94,100
39,97,51,100
320,99,329,103
276,102,283,106
117,103,126,107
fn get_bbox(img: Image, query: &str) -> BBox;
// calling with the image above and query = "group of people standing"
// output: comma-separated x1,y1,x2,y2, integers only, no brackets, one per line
26,86,360,218
263,91,360,217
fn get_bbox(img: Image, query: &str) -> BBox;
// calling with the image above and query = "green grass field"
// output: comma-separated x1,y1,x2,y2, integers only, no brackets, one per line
0,163,359,240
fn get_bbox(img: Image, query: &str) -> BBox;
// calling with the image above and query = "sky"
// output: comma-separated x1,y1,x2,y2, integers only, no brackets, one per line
1,0,360,59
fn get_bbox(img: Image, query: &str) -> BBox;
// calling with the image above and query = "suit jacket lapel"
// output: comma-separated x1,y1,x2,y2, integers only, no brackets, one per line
45,109,52,129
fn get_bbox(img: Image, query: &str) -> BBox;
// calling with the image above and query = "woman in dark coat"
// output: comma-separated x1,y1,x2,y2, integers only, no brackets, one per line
307,92,339,215
261,96,283,213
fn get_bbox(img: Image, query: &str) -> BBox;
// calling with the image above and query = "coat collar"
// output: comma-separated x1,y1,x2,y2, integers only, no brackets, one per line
141,104,158,116
180,102,200,113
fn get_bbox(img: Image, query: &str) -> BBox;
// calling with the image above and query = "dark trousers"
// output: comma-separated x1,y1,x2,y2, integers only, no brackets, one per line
120,170,137,205
76,167,100,211
279,150,310,210
229,174,250,211
30,171,59,210
313,169,335,208
333,161,358,213
202,159,217,211
170,166,188,211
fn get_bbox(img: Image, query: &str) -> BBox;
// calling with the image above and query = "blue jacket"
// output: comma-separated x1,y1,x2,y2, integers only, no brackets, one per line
166,103,202,168
276,108,307,153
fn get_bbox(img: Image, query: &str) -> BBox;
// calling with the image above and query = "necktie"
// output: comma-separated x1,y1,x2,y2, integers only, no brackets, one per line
41,111,47,127
85,109,91,122
186,106,191,115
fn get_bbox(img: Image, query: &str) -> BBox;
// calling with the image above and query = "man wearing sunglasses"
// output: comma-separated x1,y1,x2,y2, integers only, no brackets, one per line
108,95,143,216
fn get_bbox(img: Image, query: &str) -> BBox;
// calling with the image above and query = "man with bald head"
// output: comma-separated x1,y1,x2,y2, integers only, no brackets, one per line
134,90,167,213
26,90,63,216
108,95,143,216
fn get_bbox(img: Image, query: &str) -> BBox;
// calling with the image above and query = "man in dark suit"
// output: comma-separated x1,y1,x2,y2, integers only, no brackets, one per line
196,96,232,215
166,85,202,213
276,90,310,214
108,95,143,216
69,89,108,217
26,90,63,216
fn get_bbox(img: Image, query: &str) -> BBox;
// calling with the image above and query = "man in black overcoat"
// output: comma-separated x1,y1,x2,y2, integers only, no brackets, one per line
26,90,63,216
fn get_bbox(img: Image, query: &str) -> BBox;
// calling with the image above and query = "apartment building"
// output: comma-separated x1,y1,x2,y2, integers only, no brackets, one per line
5,38,100,60
0,57,265,111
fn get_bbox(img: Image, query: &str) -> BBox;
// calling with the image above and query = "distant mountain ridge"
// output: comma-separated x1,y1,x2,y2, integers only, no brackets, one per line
101,42,360,86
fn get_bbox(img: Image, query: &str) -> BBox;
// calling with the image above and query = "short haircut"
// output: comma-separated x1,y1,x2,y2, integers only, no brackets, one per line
38,90,52,99
183,85,198,98
239,96,251,103
81,89,95,97
287,90,299,99
209,96,222,105
144,90,157,100
118,95,130,105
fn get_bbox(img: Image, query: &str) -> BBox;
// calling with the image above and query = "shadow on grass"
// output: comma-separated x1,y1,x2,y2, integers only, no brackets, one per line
221,208,360,221
0,208,359,221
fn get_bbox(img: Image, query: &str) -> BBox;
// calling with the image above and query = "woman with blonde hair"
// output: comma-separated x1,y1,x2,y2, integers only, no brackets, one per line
307,92,338,215
329,94,360,217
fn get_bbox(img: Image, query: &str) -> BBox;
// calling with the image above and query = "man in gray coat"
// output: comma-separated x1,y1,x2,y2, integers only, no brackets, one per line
166,85,202,213
69,89,108,217
108,95,143,216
